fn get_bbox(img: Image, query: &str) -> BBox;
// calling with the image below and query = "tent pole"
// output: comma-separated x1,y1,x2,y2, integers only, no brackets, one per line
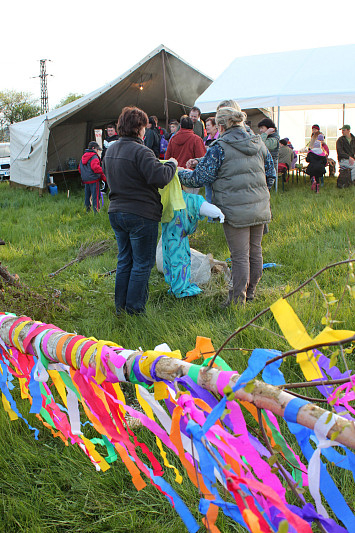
343,104,345,125
162,51,169,131
274,106,280,193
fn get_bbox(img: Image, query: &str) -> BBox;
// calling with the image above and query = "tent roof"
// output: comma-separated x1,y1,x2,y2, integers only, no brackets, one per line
9,45,213,188
195,44,355,112
18,44,213,131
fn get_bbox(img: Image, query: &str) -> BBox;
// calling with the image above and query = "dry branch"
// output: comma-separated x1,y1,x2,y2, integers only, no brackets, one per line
49,240,112,277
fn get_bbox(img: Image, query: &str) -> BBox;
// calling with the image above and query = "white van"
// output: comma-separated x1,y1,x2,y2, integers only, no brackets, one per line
0,142,10,179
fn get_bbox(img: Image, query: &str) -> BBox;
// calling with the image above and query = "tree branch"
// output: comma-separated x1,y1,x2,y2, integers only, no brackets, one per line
207,257,354,369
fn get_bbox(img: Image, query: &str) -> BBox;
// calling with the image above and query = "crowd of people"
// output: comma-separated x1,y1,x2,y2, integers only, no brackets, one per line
77,103,354,316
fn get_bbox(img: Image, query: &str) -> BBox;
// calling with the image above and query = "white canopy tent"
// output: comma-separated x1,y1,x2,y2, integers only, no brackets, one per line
195,44,355,112
195,44,355,191
10,45,212,189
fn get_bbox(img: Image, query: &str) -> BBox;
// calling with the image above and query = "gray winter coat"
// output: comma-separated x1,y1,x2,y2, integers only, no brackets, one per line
213,127,271,228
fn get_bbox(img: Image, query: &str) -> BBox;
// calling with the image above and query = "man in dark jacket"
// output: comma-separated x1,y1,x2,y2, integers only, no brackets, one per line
79,141,106,213
101,124,119,161
144,117,161,157
336,124,355,182
189,107,205,139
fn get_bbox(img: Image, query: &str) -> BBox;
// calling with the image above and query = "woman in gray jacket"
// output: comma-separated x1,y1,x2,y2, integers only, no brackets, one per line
178,104,272,306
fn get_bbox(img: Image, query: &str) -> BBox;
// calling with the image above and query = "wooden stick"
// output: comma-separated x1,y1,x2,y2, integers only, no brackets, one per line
279,377,353,390
1,315,354,449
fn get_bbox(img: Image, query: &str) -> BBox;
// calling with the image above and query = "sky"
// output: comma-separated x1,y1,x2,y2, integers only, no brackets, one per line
2,0,355,108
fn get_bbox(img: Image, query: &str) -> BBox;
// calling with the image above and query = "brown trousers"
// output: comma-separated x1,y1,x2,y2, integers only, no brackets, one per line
223,223,264,304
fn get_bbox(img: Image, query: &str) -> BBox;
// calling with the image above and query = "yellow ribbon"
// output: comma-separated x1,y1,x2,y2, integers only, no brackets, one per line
48,370,68,407
139,349,182,400
271,298,354,381
2,393,18,421
81,435,110,472
12,320,32,351
81,337,99,371
112,382,127,416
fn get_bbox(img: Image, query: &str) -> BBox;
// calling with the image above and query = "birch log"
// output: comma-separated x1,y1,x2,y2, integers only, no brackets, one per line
1,315,355,449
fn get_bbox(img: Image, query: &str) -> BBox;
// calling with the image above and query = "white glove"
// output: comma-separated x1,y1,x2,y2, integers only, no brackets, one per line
199,201,225,223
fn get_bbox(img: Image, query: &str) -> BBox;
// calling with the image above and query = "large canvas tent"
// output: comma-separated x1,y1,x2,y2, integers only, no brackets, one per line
195,44,355,112
10,45,213,189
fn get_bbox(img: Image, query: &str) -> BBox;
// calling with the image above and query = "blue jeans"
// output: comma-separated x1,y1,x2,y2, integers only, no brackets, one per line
109,212,159,315
84,182,100,213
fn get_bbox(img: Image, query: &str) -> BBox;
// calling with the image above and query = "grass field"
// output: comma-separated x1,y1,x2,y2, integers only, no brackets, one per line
0,177,354,532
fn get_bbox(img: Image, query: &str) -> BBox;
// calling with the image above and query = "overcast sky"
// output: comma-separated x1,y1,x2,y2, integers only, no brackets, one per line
2,0,355,108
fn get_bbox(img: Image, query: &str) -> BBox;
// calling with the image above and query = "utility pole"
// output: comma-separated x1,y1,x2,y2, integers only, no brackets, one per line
33,59,53,114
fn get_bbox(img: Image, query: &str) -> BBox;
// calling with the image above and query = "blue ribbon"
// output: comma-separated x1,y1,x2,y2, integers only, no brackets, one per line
0,361,39,439
186,418,248,528
148,467,200,533
233,349,284,391
263,263,282,269
28,360,43,414
284,398,309,423
201,349,283,436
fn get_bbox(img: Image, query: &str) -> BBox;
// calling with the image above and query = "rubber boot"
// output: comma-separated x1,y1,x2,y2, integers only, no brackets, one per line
311,177,316,191
316,183,320,194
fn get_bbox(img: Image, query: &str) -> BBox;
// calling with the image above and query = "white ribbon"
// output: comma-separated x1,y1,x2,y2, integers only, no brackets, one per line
66,385,82,435
154,343,171,352
33,330,51,382
308,411,341,518
0,315,17,351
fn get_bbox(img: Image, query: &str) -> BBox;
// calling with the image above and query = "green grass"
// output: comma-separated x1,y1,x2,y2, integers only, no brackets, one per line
0,177,354,532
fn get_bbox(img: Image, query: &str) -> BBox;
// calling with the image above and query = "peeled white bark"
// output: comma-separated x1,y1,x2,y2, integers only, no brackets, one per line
1,315,354,449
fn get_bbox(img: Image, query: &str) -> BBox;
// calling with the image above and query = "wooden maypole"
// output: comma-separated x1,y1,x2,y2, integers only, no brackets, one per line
1,314,354,449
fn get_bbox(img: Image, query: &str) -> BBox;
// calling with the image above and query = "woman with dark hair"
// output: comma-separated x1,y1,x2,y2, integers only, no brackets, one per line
103,106,177,315
203,117,219,147
144,116,161,158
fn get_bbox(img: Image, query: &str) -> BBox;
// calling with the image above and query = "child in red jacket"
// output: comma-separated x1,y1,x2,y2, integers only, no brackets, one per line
79,141,106,213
